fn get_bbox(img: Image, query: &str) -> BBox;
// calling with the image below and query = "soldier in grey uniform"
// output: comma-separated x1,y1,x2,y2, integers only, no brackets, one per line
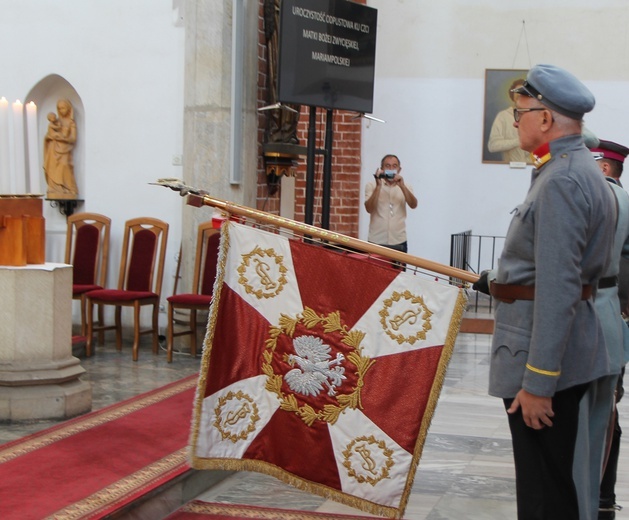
577,139,629,520
475,64,616,519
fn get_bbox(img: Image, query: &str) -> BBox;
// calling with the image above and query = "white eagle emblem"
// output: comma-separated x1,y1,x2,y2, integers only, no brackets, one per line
284,335,346,397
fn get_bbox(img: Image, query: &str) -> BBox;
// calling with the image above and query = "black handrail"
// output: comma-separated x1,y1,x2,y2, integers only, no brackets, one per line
450,231,505,313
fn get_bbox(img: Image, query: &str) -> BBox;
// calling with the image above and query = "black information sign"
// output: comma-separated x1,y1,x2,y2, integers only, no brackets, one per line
278,0,378,113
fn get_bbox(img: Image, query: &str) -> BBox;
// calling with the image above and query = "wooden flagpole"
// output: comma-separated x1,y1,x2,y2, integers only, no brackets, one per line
186,196,478,286
150,179,479,284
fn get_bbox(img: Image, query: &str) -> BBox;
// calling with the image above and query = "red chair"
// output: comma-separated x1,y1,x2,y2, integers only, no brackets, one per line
65,213,111,337
86,217,169,361
166,221,220,362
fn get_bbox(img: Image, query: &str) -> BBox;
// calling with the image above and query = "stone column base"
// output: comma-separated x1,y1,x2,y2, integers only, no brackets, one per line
0,378,92,421
0,263,93,421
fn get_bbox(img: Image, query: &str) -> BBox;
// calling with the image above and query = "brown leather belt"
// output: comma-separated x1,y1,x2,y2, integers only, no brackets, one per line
490,282,593,304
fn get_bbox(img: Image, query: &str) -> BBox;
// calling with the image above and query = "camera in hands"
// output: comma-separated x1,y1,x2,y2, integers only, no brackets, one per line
378,170,396,180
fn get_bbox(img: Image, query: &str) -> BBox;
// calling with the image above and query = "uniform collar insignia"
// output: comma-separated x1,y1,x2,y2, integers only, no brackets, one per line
532,143,551,168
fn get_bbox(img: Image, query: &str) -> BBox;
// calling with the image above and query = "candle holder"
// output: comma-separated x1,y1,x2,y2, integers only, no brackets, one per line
46,197,81,217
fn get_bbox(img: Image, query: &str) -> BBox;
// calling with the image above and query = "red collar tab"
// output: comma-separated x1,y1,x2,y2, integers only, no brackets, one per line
532,143,551,168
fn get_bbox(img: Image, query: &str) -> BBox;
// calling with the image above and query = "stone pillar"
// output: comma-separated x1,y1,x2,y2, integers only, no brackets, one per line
180,0,259,288
0,263,92,420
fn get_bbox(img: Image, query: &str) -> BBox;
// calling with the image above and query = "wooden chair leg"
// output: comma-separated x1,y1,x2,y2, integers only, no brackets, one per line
79,294,87,337
152,301,159,355
97,303,105,344
115,306,123,350
190,309,197,358
132,302,141,362
86,298,94,357
167,303,175,363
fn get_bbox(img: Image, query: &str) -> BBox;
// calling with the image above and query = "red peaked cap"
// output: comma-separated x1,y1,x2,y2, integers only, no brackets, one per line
591,139,629,164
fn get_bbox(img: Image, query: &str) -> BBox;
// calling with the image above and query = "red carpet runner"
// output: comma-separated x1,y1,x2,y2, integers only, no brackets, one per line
0,374,197,520
165,501,381,520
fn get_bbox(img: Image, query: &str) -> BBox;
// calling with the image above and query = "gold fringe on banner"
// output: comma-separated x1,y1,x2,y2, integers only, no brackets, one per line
160,179,475,519
395,288,468,516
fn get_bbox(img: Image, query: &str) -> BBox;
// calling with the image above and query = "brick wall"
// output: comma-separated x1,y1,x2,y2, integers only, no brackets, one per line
256,0,364,238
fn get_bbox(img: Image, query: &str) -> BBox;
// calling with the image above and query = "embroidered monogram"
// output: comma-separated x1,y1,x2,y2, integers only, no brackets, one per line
237,246,287,299
379,290,433,345
213,390,260,443
342,435,395,486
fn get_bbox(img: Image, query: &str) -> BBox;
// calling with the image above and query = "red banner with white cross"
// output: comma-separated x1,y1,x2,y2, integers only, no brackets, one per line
189,221,467,519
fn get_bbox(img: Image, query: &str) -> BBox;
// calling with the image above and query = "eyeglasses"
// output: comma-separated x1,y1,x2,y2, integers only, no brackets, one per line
513,107,546,122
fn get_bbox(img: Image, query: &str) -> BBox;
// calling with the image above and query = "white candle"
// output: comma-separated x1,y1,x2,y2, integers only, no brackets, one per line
11,100,26,194
0,97,9,194
25,102,40,194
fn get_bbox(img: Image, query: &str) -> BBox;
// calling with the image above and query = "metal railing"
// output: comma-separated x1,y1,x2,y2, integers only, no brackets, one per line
450,231,505,313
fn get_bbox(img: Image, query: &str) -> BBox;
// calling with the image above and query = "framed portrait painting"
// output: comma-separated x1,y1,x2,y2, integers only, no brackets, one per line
482,68,530,164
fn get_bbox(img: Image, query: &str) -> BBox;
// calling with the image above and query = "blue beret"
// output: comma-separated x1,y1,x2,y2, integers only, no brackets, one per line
512,64,595,120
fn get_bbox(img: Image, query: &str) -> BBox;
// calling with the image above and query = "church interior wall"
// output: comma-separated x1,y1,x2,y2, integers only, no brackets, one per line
0,1,186,328
2,0,629,329
361,0,629,267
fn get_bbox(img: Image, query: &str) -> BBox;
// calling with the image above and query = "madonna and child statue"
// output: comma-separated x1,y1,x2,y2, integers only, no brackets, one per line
43,99,79,200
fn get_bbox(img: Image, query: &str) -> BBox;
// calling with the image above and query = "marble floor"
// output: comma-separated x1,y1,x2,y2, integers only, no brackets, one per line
2,332,628,519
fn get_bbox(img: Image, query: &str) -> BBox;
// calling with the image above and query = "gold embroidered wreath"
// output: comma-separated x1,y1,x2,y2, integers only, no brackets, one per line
213,390,261,443
342,434,395,486
379,289,433,345
237,246,287,299
262,307,375,427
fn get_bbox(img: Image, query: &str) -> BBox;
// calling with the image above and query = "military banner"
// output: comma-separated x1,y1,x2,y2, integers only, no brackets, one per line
189,221,467,519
